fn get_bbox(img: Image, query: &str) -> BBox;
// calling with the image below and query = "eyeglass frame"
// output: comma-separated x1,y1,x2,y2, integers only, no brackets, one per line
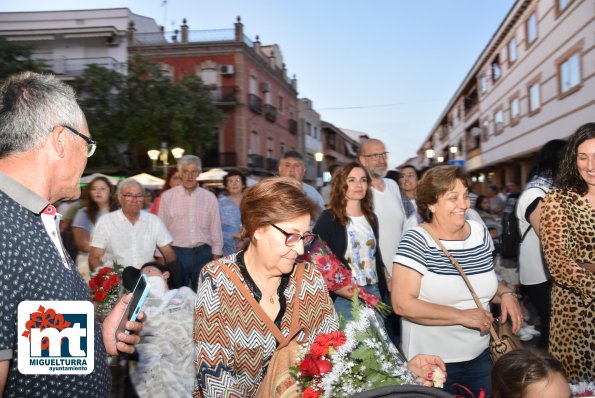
361,151,389,160
270,223,315,247
57,125,97,157
120,193,145,201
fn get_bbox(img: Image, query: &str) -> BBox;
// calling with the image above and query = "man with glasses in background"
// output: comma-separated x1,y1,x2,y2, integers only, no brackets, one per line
158,155,223,291
0,72,141,397
358,138,406,345
89,178,176,270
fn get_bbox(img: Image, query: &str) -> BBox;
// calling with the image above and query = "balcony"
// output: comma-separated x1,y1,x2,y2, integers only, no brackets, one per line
265,104,277,122
45,57,126,76
210,86,237,107
289,119,298,135
266,158,278,171
249,94,262,114
248,154,264,169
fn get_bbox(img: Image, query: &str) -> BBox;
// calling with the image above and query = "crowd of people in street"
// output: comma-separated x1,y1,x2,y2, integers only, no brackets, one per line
0,71,593,398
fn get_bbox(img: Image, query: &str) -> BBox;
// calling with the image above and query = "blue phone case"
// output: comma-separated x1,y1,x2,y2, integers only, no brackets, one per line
115,274,151,340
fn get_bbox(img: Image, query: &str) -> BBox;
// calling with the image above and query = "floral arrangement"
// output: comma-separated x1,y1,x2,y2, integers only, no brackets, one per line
303,236,390,316
571,381,595,397
89,265,121,317
293,296,416,397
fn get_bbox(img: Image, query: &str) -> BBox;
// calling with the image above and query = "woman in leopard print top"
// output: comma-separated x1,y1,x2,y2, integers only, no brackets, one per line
540,122,595,383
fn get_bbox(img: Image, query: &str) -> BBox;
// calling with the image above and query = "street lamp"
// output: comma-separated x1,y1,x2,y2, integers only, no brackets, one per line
148,144,185,178
449,145,458,154
437,156,444,163
314,152,324,188
147,149,160,171
171,147,185,159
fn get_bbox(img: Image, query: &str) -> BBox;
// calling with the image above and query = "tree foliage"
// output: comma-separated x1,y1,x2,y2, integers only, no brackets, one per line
72,55,225,172
0,38,49,80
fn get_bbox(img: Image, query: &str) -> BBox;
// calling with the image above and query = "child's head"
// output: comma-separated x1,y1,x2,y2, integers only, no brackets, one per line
492,349,571,398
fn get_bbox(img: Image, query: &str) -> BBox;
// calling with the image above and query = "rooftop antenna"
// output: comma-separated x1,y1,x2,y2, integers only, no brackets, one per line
161,0,168,30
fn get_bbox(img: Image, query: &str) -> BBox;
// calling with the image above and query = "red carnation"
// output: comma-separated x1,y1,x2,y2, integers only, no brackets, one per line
98,267,112,275
89,276,101,291
94,289,107,302
303,387,322,398
102,279,114,291
311,331,346,357
109,274,119,284
299,354,332,377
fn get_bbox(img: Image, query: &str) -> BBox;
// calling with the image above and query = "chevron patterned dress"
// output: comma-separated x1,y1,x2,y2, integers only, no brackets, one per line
193,254,338,397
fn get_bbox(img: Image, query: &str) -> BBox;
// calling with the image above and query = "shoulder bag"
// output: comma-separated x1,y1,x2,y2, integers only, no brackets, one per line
420,224,522,362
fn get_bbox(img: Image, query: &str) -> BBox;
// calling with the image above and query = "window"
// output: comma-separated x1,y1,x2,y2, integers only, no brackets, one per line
559,52,581,94
508,37,517,64
267,137,274,159
494,110,504,134
510,97,520,124
280,141,285,154
526,12,538,46
306,122,312,136
529,82,540,113
492,56,501,82
199,67,217,86
265,91,272,105
278,96,284,113
249,76,257,95
313,126,319,139
479,73,488,94
250,131,259,154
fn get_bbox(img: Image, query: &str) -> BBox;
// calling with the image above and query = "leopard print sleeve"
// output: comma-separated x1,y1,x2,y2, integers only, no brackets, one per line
540,188,595,300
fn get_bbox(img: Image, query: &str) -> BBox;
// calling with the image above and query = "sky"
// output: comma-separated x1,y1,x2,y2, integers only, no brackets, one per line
2,0,516,168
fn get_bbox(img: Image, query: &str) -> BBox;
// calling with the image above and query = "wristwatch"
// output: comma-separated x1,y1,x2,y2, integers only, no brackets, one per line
500,291,519,299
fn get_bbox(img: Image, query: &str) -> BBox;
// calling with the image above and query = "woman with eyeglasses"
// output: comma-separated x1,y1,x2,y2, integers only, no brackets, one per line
218,169,247,255
71,176,118,280
193,177,338,397
313,162,388,321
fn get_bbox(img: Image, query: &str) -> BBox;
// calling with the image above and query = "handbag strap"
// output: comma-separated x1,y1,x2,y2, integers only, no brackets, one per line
218,259,305,348
420,224,499,340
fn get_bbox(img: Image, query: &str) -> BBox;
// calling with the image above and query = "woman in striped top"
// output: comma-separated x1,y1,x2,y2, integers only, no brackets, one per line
392,166,522,397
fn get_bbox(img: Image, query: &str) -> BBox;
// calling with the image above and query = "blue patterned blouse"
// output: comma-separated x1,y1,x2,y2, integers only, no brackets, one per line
218,195,242,256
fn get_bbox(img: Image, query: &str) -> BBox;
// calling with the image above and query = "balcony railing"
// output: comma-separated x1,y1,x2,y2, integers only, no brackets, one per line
249,94,262,114
133,29,253,47
210,86,237,106
265,104,277,122
248,154,264,169
44,57,126,76
289,119,298,135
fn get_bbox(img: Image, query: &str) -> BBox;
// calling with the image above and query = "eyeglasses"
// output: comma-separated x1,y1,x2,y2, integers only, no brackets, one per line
121,194,144,201
61,125,97,157
361,152,389,160
270,223,315,247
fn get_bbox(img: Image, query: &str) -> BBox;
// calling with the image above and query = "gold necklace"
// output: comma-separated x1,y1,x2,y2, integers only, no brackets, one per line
245,260,281,304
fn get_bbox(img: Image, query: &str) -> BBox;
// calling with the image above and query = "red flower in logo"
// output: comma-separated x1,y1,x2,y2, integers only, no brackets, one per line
21,305,72,350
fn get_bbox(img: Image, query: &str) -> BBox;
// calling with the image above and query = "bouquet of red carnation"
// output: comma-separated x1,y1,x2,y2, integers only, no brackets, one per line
295,331,347,397
293,297,416,397
89,266,121,316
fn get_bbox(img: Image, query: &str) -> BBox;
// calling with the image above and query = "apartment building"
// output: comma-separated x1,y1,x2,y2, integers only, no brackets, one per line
0,8,159,79
129,17,300,174
299,98,324,185
416,0,594,189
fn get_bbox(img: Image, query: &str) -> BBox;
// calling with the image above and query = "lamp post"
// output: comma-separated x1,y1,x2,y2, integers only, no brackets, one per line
147,150,160,171
147,144,185,178
425,148,435,166
314,152,324,188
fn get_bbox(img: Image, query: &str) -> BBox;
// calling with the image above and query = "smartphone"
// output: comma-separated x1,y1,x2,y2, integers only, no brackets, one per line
114,273,150,342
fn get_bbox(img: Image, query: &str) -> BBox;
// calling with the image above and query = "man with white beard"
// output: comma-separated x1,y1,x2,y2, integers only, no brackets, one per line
358,139,407,282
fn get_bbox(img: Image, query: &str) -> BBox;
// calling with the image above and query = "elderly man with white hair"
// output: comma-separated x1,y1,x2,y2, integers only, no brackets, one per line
158,155,223,291
89,178,176,270
0,72,141,398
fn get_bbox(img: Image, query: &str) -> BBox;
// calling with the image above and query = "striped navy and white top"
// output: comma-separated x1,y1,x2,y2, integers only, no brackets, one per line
394,220,498,362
